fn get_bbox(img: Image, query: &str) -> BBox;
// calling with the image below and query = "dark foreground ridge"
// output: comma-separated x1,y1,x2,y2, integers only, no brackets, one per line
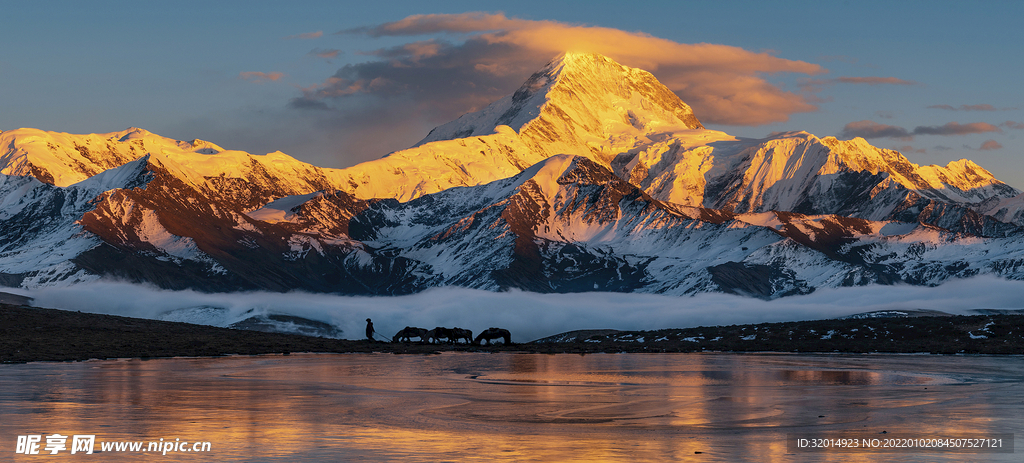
2,303,1022,363
0,304,521,363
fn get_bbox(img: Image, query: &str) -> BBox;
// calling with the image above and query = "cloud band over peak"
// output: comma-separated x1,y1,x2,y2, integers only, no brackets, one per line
298,12,825,126
841,120,1004,140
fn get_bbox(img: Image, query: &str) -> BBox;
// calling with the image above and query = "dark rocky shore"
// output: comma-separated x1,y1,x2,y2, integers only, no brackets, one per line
533,315,1024,355
0,304,498,363
2,303,1022,363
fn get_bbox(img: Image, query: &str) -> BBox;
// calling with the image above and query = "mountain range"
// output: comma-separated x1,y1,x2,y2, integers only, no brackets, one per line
4,52,1024,299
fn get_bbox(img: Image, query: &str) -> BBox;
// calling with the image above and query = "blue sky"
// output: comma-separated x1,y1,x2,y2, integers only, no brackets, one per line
3,1,1023,187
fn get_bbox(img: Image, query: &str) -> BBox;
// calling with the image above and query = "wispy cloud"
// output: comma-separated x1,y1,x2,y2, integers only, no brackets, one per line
838,77,917,85
979,140,1003,150
1002,121,1024,130
913,122,1002,136
841,120,1002,139
894,145,926,154
293,12,824,127
799,76,918,92
309,48,342,60
239,71,285,83
286,31,323,40
928,104,1016,111
840,120,912,139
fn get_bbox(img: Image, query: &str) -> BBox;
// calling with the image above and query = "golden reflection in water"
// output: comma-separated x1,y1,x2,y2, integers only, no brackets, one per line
2,353,1021,462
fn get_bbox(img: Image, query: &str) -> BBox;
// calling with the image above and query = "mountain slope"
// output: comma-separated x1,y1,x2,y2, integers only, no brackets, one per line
3,143,1024,298
2,52,1024,299
616,130,1019,236
0,127,348,211
974,192,1024,226
310,155,1024,297
71,154,437,294
330,54,1020,239
342,154,783,295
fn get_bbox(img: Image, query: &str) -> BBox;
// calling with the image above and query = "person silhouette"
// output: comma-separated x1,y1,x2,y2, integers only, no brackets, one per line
365,318,375,341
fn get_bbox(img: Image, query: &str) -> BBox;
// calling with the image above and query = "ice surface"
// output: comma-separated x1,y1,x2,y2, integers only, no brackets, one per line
1,353,1020,461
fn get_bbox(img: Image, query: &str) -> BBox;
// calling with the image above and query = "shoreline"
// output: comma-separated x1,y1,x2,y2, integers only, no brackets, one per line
3,304,1022,363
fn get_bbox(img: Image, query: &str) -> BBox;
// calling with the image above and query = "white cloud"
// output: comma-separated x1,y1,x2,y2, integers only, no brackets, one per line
297,12,824,127
10,275,1020,342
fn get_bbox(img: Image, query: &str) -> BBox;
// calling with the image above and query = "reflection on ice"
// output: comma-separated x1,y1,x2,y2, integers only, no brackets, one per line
473,368,934,387
1,353,1021,462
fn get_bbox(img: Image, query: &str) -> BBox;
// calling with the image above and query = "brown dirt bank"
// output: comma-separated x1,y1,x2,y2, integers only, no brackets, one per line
2,303,1022,363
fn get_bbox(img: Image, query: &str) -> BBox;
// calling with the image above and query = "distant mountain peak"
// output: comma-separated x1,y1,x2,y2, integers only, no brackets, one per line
117,127,155,141
416,52,703,146
536,51,624,81
556,50,602,63
330,53,710,202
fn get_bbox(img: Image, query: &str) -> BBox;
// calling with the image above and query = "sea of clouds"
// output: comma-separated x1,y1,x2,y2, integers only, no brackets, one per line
5,275,1023,342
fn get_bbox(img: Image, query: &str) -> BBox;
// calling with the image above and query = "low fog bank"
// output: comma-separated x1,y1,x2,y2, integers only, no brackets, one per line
5,276,1023,342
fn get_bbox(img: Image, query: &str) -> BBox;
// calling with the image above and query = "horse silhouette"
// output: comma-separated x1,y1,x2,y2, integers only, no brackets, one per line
426,327,453,344
392,326,428,343
474,327,511,345
450,327,473,344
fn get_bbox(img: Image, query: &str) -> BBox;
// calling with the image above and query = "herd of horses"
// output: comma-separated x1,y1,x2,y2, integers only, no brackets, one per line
392,326,512,345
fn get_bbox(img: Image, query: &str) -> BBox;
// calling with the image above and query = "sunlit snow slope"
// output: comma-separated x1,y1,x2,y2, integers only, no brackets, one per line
0,127,349,211
330,53,1019,234
2,52,1024,297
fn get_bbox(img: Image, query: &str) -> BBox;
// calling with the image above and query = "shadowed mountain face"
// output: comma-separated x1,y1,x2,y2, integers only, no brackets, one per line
2,53,1024,298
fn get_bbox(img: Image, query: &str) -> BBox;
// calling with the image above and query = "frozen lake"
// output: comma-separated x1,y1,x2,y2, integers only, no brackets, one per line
2,353,1021,461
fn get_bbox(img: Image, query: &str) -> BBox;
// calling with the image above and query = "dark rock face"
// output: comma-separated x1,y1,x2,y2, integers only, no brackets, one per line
708,262,812,299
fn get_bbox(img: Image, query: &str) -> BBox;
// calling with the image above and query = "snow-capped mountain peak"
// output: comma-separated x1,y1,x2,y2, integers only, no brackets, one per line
416,52,703,146
335,53,708,201
816,136,1014,202
327,51,1020,238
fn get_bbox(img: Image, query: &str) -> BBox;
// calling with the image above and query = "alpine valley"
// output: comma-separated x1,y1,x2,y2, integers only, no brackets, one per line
4,52,1024,300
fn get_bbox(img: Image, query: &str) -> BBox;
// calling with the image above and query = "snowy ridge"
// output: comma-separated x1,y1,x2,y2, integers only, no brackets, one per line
330,54,1019,239
974,192,1024,226
2,143,1024,297
247,191,323,223
618,130,1019,223
344,155,762,293
0,158,156,285
0,127,350,211
2,52,1024,298
0,157,154,281
330,156,1024,297
0,173,101,279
